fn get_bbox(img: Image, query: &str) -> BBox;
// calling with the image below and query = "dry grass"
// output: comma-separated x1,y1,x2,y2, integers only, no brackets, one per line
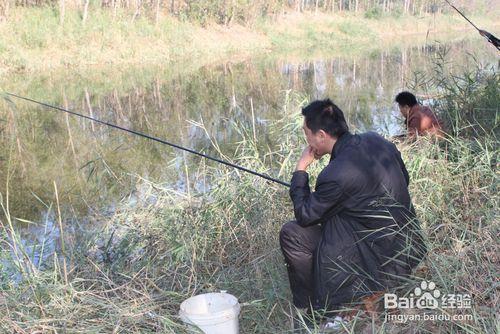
0,54,498,333
1,120,498,334
1,7,498,75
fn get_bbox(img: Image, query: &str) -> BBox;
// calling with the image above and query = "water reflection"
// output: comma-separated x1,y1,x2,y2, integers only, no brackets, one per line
0,38,497,253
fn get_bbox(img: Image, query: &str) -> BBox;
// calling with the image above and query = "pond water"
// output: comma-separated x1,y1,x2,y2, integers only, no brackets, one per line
0,35,497,271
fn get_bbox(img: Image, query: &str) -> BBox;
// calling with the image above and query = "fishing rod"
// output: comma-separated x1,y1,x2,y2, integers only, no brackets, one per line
443,0,480,31
3,92,291,188
443,0,500,51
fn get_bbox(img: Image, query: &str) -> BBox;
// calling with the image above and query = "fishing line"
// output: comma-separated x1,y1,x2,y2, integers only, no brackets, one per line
3,92,291,188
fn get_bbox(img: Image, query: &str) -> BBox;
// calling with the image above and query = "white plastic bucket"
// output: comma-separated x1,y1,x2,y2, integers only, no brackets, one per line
179,291,241,334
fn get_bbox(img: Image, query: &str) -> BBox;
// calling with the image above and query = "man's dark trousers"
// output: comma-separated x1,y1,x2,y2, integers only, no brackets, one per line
279,220,321,308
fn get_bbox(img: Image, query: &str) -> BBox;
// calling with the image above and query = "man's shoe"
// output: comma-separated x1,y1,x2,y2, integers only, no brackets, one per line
293,307,317,333
319,316,347,332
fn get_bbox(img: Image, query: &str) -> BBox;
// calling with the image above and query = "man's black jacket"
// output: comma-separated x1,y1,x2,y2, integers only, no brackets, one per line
290,132,426,310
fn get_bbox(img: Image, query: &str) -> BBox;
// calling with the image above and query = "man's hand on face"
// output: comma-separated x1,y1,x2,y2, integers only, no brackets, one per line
313,150,323,160
296,146,319,171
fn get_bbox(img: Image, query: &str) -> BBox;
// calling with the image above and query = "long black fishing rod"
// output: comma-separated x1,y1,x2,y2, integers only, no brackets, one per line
443,0,480,31
443,0,500,51
3,92,291,188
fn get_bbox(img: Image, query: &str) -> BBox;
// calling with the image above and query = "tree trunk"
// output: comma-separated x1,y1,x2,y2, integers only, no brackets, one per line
155,0,160,25
155,77,162,109
59,0,65,25
82,0,90,24
62,92,78,168
352,60,356,85
84,89,95,132
380,51,384,85
419,0,425,16
113,0,118,20
0,0,9,22
131,0,141,22
400,47,407,86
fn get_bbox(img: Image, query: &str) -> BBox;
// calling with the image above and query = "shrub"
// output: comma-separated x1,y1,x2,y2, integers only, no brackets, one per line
364,6,382,19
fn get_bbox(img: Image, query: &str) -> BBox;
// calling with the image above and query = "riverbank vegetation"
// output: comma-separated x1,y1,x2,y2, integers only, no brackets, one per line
0,0,498,74
1,0,495,25
0,52,498,332
1,41,491,225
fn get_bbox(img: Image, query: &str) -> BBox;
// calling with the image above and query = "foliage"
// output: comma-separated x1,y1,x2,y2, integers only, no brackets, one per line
409,47,499,138
364,6,383,19
0,63,498,331
0,0,496,25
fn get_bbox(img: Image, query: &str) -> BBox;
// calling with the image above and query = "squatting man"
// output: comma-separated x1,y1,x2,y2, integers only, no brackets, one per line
280,99,426,328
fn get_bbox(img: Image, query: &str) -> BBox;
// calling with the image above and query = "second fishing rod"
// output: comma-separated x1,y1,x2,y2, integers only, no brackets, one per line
3,92,291,188
443,0,500,51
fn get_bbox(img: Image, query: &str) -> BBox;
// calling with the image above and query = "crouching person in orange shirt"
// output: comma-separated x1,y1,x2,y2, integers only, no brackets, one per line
395,91,444,138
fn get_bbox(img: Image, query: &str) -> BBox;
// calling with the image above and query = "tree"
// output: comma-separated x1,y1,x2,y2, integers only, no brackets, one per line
82,0,90,24
0,0,10,21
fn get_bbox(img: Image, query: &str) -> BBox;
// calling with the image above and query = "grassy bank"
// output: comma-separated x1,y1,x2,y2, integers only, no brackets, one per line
0,57,498,332
0,7,498,75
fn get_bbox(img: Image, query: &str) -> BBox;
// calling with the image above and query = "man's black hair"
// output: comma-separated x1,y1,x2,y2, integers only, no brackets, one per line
301,99,349,138
395,91,418,107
